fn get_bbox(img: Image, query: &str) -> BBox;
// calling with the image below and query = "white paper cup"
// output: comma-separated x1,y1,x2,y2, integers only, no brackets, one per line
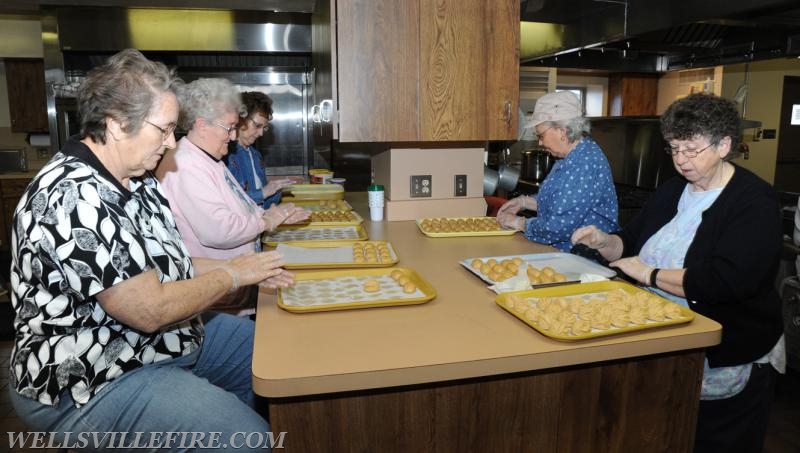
367,189,385,207
370,206,384,221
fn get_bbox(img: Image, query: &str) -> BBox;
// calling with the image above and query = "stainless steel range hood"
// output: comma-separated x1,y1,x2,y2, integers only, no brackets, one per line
520,0,800,72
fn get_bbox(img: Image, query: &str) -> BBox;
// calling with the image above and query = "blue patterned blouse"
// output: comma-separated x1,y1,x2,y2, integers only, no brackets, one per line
523,136,619,251
225,142,281,209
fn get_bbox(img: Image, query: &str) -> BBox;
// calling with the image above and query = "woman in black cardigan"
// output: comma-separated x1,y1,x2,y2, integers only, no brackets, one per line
572,93,784,453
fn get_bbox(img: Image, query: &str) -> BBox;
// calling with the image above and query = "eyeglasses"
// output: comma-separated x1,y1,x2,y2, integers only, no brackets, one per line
665,142,714,158
143,120,177,140
535,126,553,141
208,120,237,136
248,117,270,132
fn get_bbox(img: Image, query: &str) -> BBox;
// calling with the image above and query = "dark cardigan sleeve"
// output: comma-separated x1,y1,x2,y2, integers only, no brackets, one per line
682,179,783,305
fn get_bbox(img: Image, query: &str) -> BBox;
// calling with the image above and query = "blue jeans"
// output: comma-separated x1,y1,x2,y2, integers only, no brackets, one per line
9,313,271,452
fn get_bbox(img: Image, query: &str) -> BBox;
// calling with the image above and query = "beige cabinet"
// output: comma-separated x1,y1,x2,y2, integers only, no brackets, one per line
5,59,49,133
314,0,519,142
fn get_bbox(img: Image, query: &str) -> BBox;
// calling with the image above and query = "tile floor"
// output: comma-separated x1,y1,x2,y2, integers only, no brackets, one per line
1,339,799,452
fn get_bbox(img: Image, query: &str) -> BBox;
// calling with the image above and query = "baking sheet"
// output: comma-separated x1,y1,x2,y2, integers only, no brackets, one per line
282,199,353,212
460,252,617,287
282,183,345,200
262,225,367,246
495,281,695,341
276,241,399,269
416,217,516,237
278,267,436,313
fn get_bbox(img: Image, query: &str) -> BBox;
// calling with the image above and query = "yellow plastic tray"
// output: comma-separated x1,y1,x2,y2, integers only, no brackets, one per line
282,183,345,200
282,199,353,212
495,281,695,341
416,217,517,237
262,224,368,246
278,267,436,313
294,210,364,226
277,241,399,269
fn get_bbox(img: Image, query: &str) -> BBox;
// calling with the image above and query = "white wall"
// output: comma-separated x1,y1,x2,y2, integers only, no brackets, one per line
557,73,608,117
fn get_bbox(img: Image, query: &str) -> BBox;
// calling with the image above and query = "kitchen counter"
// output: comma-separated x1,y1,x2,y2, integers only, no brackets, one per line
252,192,721,452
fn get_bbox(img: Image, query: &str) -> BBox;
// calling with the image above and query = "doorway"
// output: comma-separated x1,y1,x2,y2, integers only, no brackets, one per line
773,75,800,193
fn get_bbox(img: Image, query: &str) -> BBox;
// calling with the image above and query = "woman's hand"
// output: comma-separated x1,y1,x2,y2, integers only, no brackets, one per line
262,178,295,198
571,225,609,249
497,212,525,231
258,270,296,289
496,196,536,217
262,203,310,230
609,256,652,286
224,250,287,288
282,204,311,224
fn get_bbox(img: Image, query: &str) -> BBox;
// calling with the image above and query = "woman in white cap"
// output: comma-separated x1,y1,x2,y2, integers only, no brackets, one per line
496,91,619,251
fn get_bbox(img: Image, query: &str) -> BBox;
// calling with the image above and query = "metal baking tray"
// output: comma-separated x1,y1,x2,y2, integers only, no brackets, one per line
460,252,617,287
278,267,436,313
416,217,516,237
276,241,399,269
495,281,695,341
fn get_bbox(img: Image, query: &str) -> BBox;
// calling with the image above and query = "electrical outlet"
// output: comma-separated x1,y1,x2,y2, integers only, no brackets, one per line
410,175,432,198
454,174,467,196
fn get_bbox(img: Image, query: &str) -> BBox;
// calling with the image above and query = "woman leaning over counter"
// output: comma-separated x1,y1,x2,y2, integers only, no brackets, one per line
8,49,292,451
496,91,619,251
572,93,784,453
156,79,308,311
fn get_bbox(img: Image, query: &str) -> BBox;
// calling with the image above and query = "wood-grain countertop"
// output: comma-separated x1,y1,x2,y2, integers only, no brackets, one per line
252,193,722,398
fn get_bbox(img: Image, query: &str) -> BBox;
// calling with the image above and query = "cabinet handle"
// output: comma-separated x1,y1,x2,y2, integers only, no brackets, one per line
503,101,512,126
310,100,335,124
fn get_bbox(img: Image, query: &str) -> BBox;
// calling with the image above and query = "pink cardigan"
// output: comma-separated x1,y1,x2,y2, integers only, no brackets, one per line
156,137,265,260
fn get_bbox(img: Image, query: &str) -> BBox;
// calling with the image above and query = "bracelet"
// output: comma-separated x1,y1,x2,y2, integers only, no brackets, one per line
219,265,239,294
649,268,661,288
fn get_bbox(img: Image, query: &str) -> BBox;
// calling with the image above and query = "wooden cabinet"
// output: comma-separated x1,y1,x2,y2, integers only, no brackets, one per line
5,59,49,133
0,178,32,252
607,73,659,116
315,0,519,142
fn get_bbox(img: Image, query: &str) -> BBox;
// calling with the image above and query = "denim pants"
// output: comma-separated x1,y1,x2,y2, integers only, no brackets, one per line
9,313,272,452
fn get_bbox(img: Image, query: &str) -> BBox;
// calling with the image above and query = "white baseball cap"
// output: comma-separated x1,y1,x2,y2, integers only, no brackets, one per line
529,91,583,128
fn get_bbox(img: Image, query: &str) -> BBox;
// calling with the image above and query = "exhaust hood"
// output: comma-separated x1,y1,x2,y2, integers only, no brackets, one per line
520,0,800,72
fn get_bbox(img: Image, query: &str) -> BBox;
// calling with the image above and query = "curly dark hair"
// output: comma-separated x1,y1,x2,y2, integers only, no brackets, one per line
660,93,741,162
240,91,274,128
78,49,182,145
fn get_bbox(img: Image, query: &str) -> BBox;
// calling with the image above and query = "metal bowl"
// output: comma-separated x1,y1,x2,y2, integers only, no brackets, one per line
483,166,499,196
497,163,520,192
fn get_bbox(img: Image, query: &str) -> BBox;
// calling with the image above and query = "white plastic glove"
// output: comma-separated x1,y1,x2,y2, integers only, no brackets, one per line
262,178,295,198
496,195,537,217
262,203,311,231
219,251,289,290
571,225,610,250
497,212,526,231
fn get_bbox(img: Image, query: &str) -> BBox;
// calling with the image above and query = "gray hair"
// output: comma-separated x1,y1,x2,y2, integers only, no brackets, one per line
77,49,183,145
177,78,245,131
546,116,591,142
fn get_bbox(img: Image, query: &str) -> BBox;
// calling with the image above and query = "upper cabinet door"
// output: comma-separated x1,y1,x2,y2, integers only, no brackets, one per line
5,59,49,133
419,0,519,141
336,0,420,142
328,0,519,142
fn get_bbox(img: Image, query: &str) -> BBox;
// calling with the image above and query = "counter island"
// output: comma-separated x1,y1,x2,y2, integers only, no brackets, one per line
252,193,721,452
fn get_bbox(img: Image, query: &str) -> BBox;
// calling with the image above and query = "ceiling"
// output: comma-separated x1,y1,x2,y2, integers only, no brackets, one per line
520,0,800,72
